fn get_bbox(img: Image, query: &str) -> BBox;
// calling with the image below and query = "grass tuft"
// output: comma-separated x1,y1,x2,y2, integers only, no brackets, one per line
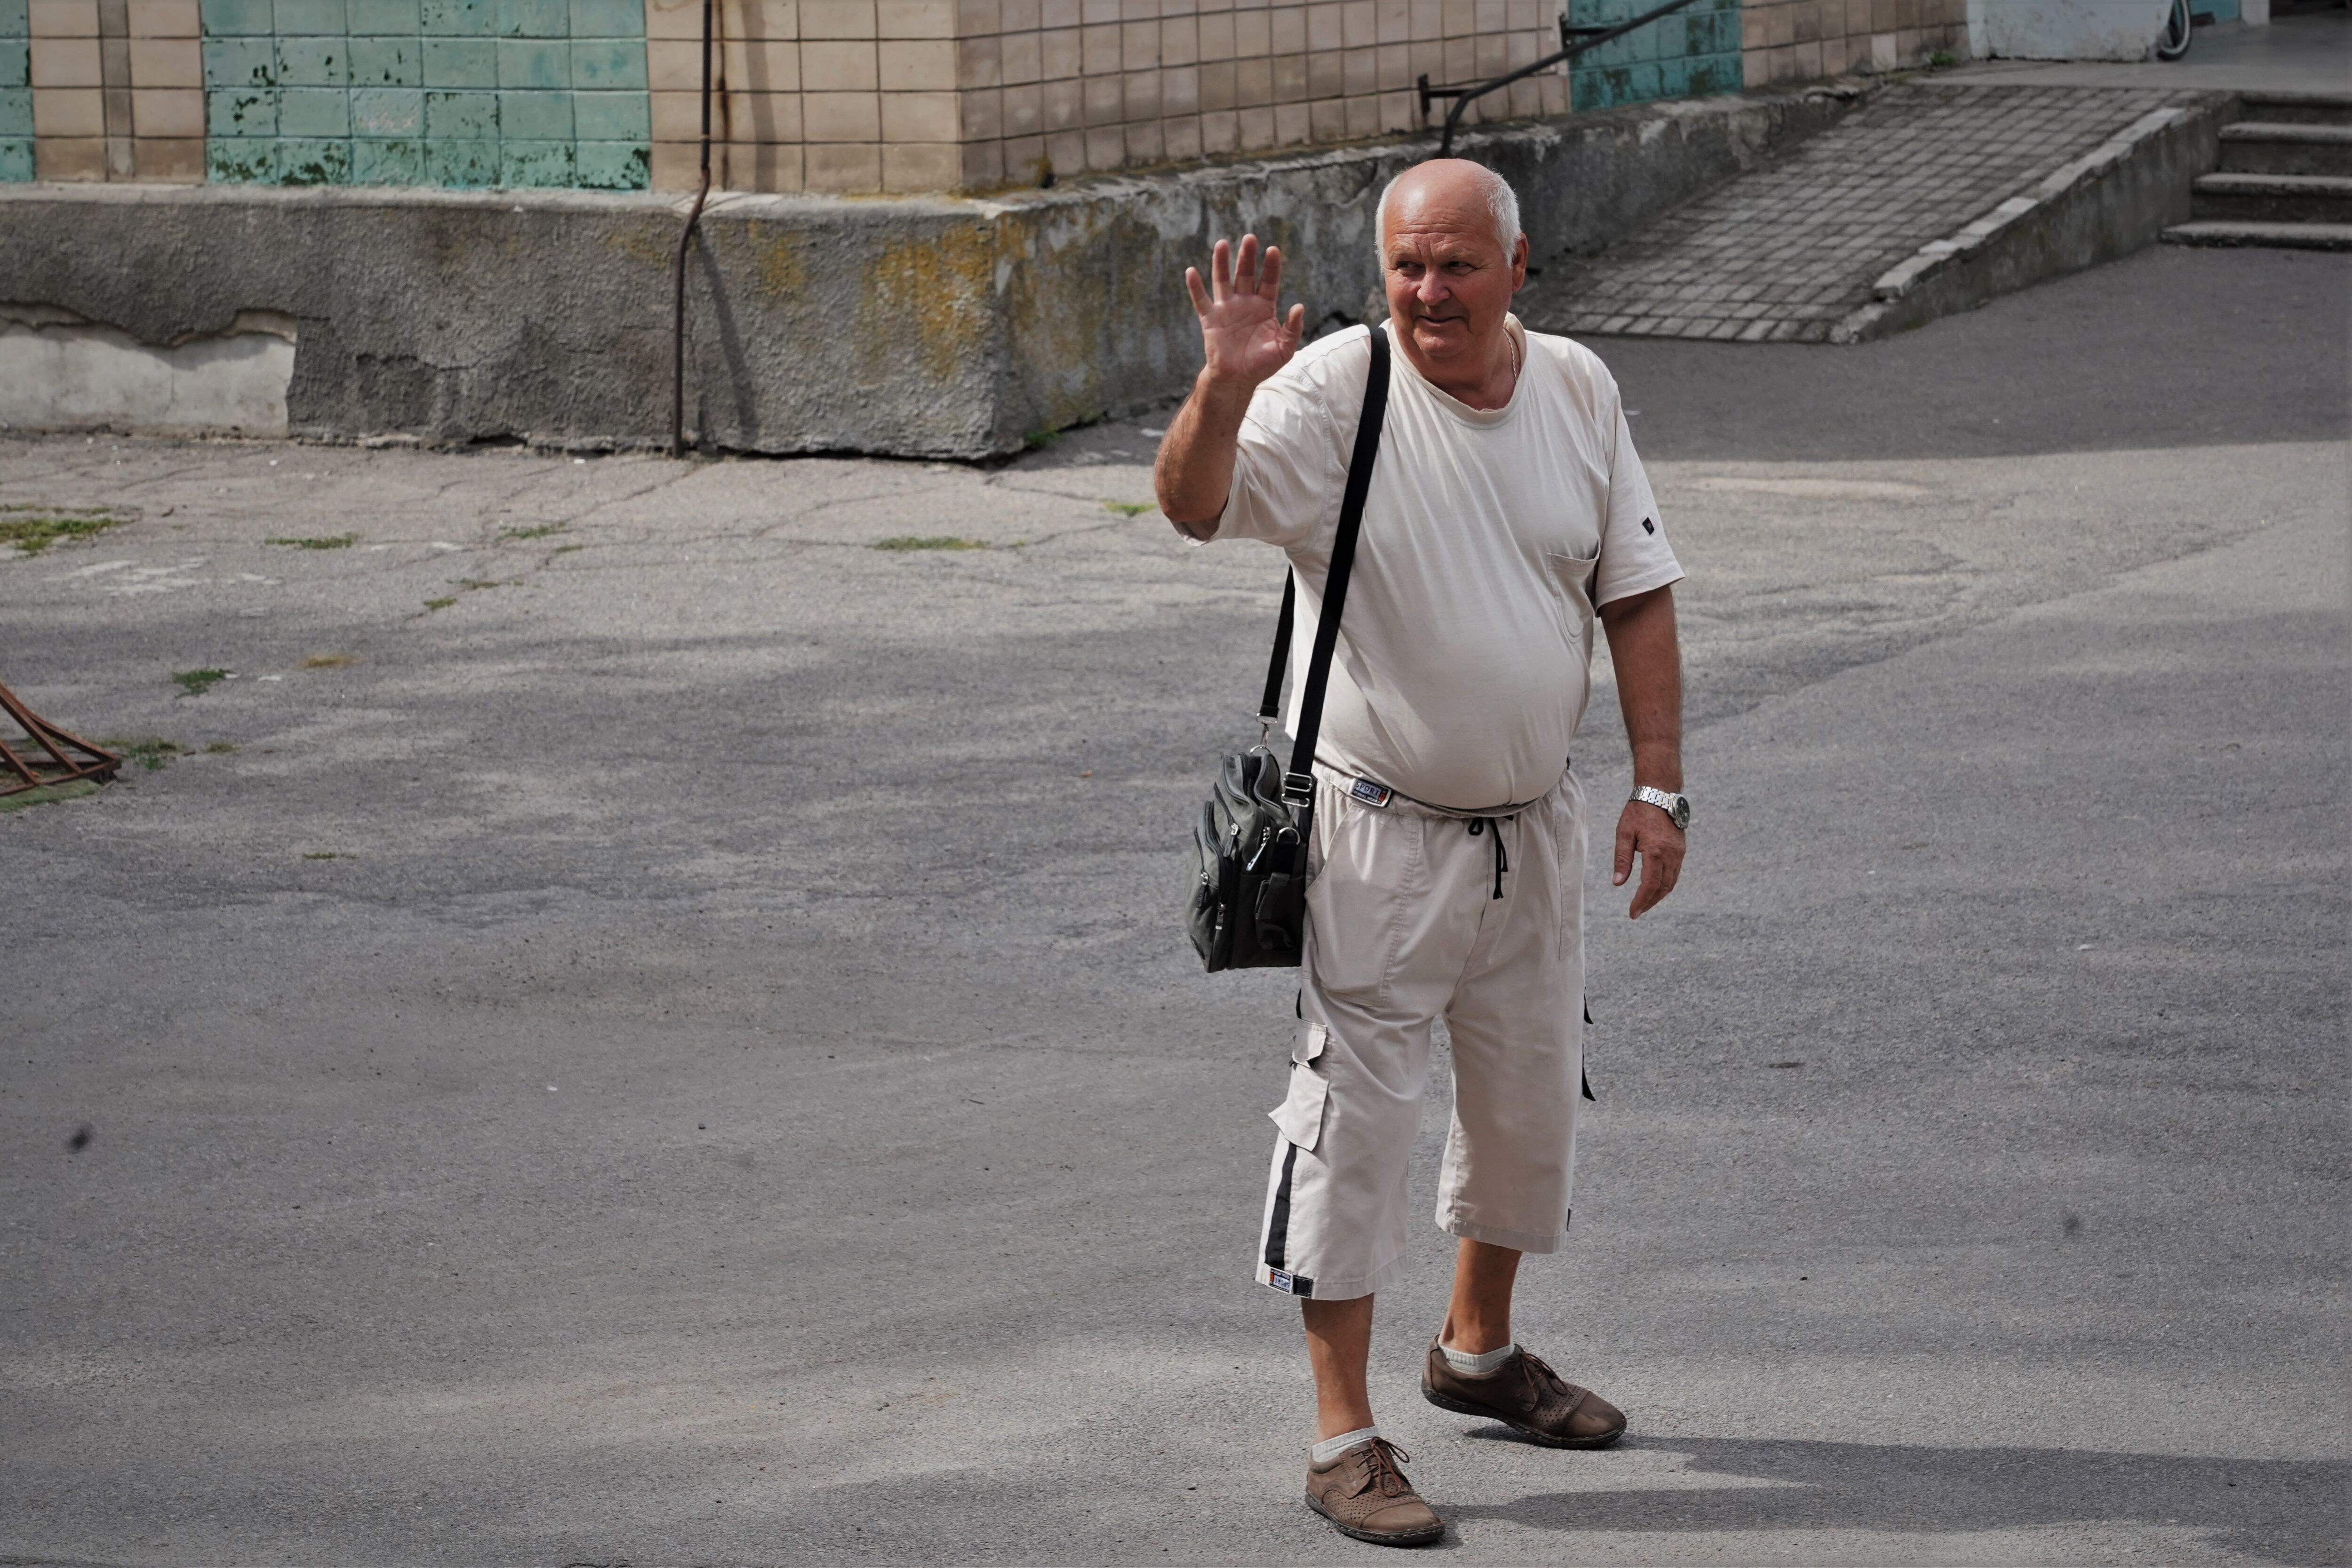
264,533,358,550
458,578,506,590
873,536,987,552
171,669,230,698
101,737,184,771
0,779,103,812
302,851,342,860
302,653,357,669
206,741,239,754
1104,501,1154,517
423,597,457,611
1,506,125,556
501,522,569,541
1022,429,1060,451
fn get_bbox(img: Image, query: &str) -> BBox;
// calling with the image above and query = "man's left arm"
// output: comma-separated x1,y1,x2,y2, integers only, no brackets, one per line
1598,584,1684,919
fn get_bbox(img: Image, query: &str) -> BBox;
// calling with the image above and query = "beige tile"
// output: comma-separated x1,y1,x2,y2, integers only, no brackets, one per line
130,84,200,135
1001,132,1045,180
1161,59,1195,109
1121,64,1158,115
1001,30,1041,81
799,39,876,88
1503,73,1535,114
1041,74,1080,127
650,139,701,189
1163,110,1200,158
1002,79,1041,131
133,135,203,180
1197,57,1232,106
1305,46,1337,95
1376,83,1411,127
803,88,880,137
1200,105,1236,150
127,36,198,88
1270,3,1303,49
1536,69,1562,113
1342,89,1374,134
1438,0,1468,34
1232,53,1267,103
1342,0,1373,44
799,0,877,35
1472,0,1500,32
957,0,1001,32
1082,124,1121,169
1374,40,1404,88
1739,8,1764,47
1740,45,1771,86
1305,0,1338,48
1794,36,1822,73
805,140,882,190
1042,127,1082,173
1373,0,1405,40
33,86,104,135
127,0,196,35
649,40,711,90
1001,0,1039,26
1123,115,1160,159
1306,93,1341,140
880,86,955,137
1156,12,1196,64
1040,26,1080,76
652,89,709,138
960,82,1001,134
879,36,952,86
1408,0,1437,37
644,0,698,40
723,37,805,89
957,33,1001,87
876,0,954,33
1081,70,1117,122
1764,3,1790,43
725,88,802,138
1271,98,1305,143
29,0,98,36
36,136,108,179
1471,30,1502,72
1038,0,1075,24
1269,52,1302,101
959,137,1004,188
1121,16,1158,65
1439,32,1472,76
1197,10,1232,57
881,139,956,188
31,37,103,88
1341,41,1370,91
1081,21,1118,72
723,140,803,191
1231,8,1266,52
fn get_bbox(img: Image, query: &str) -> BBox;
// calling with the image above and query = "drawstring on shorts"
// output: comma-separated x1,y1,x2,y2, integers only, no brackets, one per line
1466,816,1511,899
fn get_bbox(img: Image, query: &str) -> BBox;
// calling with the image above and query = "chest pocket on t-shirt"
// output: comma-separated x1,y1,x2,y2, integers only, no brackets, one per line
1546,549,1601,652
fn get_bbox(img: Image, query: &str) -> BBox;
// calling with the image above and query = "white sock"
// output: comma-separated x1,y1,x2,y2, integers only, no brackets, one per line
1311,1425,1381,1465
1439,1341,1517,1376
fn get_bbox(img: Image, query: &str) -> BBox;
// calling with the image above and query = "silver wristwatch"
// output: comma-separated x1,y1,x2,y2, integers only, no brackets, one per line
1630,785,1691,831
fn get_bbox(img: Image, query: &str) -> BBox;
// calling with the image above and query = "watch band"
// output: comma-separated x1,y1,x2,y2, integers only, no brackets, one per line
1630,785,1691,829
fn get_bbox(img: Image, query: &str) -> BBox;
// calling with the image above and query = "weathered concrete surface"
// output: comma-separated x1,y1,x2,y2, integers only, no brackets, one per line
0,243,2345,1568
0,308,298,438
0,89,1852,459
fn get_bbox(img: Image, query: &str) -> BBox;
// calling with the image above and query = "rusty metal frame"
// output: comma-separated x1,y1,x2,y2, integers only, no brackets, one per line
0,680,120,796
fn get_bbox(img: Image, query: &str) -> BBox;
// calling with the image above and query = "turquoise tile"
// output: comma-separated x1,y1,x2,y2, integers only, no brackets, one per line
204,37,277,87
419,0,494,33
273,0,347,33
352,135,424,180
496,36,568,84
350,36,420,82
499,136,572,184
422,36,497,82
277,135,353,182
0,136,31,182
277,36,349,84
498,84,569,135
200,0,275,34
569,87,644,139
1646,14,1683,59
347,0,419,30
207,136,277,179
567,37,641,88
496,0,567,35
1685,52,1736,96
0,50,25,90
567,0,638,36
0,0,24,32
422,86,496,134
0,85,27,133
207,85,277,134
351,83,421,132
424,135,497,183
571,138,644,189
278,84,350,133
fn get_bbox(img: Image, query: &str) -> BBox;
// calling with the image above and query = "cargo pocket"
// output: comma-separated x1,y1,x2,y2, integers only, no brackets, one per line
1269,1021,1331,1152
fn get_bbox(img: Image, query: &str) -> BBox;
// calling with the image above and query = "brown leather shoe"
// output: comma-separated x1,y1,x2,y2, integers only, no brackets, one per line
1304,1437,1445,1546
1422,1338,1627,1449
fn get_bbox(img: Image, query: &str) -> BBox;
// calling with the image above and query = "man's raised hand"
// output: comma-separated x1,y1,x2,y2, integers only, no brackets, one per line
1186,234,1307,391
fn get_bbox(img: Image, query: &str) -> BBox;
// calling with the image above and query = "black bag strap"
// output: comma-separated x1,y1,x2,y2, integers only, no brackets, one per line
1266,324,1391,812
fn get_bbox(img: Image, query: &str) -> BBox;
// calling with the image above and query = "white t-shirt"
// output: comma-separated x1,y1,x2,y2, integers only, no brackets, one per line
1213,318,1683,812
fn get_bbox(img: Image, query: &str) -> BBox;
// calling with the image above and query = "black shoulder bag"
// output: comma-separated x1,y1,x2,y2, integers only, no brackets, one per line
1188,325,1392,972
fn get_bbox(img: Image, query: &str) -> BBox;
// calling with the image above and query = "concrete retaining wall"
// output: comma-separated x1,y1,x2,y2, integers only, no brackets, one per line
0,88,1852,458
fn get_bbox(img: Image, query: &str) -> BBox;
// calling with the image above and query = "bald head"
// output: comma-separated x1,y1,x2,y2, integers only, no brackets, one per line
1375,159,1522,265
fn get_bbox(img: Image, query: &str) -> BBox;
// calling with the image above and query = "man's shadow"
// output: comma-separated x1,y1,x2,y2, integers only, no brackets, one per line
1442,1432,2346,1566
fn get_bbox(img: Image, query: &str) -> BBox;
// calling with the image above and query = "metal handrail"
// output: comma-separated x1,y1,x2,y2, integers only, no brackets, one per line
1420,0,1720,157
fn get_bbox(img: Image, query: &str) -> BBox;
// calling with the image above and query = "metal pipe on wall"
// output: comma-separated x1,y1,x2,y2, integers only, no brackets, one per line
669,0,715,457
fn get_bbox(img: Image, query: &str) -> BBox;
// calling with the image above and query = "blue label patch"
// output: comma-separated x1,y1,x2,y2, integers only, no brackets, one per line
1265,1268,1315,1296
1349,778,1392,808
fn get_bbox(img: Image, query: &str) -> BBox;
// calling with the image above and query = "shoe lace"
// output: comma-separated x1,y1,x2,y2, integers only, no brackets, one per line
1356,1438,1416,1499
1518,1348,1573,1401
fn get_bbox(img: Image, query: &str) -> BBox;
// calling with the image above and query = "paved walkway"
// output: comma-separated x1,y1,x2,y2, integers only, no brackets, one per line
1520,82,2196,342
1955,9,2351,95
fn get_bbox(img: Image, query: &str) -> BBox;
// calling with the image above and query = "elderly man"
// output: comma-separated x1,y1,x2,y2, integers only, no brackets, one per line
1153,159,1689,1545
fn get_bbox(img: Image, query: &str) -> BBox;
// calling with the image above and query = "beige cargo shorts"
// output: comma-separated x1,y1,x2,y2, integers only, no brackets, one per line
1255,765,1588,1301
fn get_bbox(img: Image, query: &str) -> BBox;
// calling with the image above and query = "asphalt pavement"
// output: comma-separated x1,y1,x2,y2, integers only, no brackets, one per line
2,244,2345,1566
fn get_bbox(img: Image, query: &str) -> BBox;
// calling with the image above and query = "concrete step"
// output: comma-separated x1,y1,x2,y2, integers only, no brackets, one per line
2162,220,2352,251
2218,122,2352,177
2190,171,2352,224
2236,90,2352,128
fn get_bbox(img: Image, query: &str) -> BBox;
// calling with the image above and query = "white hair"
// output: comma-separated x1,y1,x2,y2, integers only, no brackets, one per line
1375,163,1522,263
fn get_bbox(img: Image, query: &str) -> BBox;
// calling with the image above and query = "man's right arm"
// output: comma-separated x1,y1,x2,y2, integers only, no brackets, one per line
1152,233,1306,541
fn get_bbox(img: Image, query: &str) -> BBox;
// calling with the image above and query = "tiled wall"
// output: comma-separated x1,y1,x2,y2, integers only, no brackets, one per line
1566,0,1738,111
2,0,30,177
1740,0,1964,86
199,0,652,186
29,0,205,179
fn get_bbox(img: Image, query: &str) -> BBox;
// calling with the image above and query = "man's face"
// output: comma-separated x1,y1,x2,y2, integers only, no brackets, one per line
1381,187,1527,372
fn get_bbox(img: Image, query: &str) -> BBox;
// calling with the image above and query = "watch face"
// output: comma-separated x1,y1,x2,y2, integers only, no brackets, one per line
1671,797,1691,830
